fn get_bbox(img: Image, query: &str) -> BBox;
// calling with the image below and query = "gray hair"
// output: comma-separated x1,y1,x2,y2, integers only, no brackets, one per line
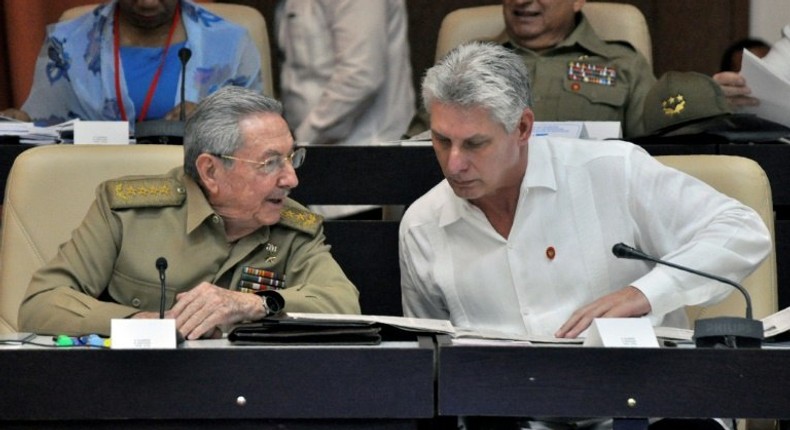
183,86,283,181
422,42,532,133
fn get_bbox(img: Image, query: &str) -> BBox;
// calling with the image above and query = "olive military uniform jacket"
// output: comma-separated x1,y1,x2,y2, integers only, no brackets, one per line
497,13,656,138
19,168,360,336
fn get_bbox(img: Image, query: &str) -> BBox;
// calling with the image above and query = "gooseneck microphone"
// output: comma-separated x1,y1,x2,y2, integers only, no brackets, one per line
611,243,764,348
177,47,192,122
156,257,169,319
134,47,192,144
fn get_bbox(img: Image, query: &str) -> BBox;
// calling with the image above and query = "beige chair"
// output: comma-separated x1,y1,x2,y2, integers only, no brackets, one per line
435,3,653,67
663,155,778,430
0,145,183,334
60,3,274,97
655,155,778,323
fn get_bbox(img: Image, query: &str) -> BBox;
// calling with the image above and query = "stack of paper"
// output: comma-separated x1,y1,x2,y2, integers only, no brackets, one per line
740,50,790,128
0,118,78,144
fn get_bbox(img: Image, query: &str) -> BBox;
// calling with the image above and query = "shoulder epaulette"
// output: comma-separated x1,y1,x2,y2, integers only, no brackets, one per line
278,202,323,236
106,177,186,209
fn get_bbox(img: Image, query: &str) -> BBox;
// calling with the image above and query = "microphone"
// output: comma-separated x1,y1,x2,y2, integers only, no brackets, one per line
134,47,192,145
177,47,192,122
155,256,185,345
156,257,169,319
611,242,763,348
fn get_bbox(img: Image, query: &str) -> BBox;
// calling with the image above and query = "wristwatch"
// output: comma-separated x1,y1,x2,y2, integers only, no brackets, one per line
255,291,284,317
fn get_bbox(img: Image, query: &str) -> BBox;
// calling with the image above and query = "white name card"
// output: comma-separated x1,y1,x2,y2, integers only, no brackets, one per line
111,318,178,349
582,121,622,139
532,121,585,138
531,121,622,140
583,317,659,348
74,121,129,145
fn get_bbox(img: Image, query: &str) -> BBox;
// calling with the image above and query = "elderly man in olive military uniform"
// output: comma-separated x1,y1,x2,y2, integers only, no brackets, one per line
19,86,360,340
498,0,656,138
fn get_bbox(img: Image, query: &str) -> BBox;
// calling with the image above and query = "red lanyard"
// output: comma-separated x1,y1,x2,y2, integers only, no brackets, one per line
113,4,181,122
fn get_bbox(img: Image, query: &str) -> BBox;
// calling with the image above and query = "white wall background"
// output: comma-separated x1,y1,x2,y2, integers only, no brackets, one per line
750,1,790,44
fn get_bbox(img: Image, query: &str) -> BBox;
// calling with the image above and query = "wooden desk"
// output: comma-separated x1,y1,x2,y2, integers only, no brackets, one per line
437,342,790,428
0,339,436,429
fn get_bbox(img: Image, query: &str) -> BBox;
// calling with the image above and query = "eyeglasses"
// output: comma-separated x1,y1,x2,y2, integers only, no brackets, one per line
215,147,306,175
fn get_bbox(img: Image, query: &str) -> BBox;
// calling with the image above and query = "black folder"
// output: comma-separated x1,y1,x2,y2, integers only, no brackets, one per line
228,318,382,345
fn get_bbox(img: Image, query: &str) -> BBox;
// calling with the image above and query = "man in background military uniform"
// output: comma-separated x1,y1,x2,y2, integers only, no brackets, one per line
19,86,360,340
497,0,655,138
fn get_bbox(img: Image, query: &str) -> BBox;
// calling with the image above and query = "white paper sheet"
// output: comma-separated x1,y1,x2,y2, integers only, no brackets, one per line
740,49,790,127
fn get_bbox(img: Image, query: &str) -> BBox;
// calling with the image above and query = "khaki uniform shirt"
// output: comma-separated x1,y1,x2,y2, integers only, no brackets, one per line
497,13,656,138
19,168,360,336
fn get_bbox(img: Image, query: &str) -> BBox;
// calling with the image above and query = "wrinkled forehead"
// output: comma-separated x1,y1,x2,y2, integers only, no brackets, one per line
238,113,294,154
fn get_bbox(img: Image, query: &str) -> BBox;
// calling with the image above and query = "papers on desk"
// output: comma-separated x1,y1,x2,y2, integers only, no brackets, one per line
0,119,78,144
284,312,455,334
653,306,790,342
254,307,790,346
236,313,586,346
740,50,790,128
755,306,790,338
277,313,581,344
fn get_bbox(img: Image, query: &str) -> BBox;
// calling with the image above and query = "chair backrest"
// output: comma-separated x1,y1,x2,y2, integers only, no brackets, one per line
59,3,274,97
0,145,183,334
435,3,653,67
655,155,778,322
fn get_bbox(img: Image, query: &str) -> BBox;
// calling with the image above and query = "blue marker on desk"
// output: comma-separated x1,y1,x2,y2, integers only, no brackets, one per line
79,334,105,347
53,334,109,347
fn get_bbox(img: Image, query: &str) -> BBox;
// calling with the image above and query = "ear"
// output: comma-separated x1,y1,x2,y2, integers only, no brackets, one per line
196,153,223,195
516,108,534,147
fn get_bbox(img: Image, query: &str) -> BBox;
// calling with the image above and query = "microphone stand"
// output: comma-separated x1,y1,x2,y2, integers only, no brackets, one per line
156,257,169,319
134,47,191,145
612,243,764,348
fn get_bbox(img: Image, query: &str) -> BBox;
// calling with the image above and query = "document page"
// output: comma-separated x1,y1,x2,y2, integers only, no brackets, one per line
654,306,790,341
284,312,456,335
740,50,790,127
281,310,790,344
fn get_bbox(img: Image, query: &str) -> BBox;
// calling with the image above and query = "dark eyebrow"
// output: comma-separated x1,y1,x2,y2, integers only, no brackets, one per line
430,129,491,146
465,135,491,145
259,144,296,159
430,129,449,141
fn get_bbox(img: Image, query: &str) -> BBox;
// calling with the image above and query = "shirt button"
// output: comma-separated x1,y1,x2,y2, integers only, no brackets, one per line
212,215,221,224
176,187,186,194
131,298,142,307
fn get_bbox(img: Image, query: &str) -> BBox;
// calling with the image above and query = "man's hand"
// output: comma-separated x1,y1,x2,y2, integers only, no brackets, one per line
712,71,759,108
555,286,651,339
168,282,267,340
164,101,198,121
